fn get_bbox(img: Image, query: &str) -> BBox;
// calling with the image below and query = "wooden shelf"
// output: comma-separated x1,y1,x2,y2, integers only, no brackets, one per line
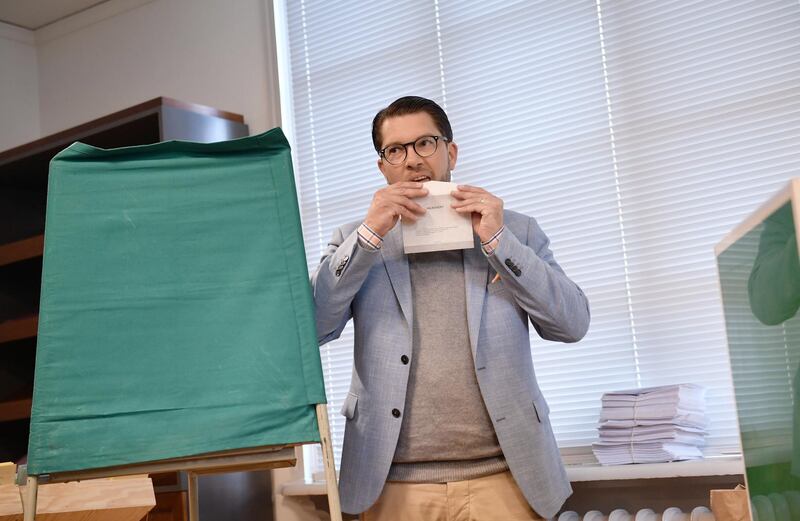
0,315,38,344
0,235,43,267
0,97,244,165
0,398,31,422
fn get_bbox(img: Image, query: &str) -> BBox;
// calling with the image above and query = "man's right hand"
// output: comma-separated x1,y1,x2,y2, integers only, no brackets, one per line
363,182,429,237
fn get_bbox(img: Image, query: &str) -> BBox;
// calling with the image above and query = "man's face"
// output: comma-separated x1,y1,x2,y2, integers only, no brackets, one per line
377,112,458,185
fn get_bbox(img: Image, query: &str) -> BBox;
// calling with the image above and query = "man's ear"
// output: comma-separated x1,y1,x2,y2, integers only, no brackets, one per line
447,141,459,171
377,158,390,183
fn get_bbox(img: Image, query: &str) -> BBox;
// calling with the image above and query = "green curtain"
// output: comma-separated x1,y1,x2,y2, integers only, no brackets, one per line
28,129,326,475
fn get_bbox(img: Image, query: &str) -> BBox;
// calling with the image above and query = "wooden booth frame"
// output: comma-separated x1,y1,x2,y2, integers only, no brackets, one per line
18,404,342,521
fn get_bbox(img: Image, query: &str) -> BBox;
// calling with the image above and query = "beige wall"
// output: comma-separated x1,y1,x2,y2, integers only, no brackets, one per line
0,0,281,147
0,22,40,151
36,0,280,135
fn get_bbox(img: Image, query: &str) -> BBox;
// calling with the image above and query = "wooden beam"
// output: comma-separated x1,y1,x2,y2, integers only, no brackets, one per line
317,404,343,521
43,446,297,483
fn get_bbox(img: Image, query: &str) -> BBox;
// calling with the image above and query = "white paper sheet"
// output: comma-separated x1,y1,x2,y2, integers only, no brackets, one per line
402,181,474,254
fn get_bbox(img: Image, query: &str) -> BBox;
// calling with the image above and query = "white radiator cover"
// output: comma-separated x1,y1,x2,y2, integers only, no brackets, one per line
557,506,714,521
558,491,799,521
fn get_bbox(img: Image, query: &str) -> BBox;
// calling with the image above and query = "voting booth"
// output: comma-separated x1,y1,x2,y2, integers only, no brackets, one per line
21,129,341,520
716,178,800,520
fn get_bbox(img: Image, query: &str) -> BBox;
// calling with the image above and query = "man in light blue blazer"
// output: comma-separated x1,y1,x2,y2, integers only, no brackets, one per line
312,96,590,520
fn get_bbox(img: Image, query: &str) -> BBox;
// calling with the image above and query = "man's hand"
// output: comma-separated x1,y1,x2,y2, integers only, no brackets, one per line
364,181,429,237
451,185,504,243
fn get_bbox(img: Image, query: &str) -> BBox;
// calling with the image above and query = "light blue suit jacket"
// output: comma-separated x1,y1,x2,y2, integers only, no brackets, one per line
311,209,590,517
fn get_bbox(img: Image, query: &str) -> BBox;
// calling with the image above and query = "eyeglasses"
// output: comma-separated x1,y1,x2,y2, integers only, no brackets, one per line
379,135,450,165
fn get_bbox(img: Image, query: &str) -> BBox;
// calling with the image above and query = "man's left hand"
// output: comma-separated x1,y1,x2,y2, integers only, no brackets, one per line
451,185,504,243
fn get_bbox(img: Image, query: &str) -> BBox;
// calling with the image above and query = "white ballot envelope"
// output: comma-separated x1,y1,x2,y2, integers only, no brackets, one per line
402,181,474,254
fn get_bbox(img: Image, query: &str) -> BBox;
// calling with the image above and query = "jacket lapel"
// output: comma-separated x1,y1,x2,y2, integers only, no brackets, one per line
463,235,489,359
381,225,413,328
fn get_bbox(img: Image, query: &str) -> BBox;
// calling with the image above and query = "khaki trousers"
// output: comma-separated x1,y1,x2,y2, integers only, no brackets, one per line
360,471,546,521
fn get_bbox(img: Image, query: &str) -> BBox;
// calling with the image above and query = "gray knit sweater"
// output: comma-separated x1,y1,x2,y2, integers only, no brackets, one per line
387,249,507,483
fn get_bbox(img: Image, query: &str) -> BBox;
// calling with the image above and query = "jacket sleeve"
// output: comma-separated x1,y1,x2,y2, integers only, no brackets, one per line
486,217,590,343
310,225,381,345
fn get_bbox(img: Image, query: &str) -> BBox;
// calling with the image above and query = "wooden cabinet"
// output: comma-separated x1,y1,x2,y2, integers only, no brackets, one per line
0,97,249,463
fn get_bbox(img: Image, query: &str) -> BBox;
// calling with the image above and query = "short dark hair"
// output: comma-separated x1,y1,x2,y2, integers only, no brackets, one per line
371,96,453,153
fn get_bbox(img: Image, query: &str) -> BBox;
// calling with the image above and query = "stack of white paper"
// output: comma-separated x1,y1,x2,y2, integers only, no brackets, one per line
592,384,708,465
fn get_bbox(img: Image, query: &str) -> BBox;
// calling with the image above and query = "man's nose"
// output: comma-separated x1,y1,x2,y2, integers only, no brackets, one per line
405,144,424,167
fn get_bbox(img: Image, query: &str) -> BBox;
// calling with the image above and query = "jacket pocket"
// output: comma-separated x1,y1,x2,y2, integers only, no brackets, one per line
340,392,358,420
487,279,508,296
532,394,551,423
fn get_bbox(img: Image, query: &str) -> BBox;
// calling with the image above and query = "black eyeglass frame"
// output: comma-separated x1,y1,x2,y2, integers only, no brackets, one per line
378,135,451,165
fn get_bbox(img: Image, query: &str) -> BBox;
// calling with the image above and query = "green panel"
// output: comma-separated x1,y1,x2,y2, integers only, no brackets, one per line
27,129,325,476
718,200,800,510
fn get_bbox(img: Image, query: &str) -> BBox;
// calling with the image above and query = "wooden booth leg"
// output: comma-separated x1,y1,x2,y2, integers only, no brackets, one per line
316,403,343,521
22,475,39,521
187,471,200,521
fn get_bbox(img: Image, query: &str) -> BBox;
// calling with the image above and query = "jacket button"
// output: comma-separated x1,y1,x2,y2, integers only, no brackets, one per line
392,408,401,418
504,258,515,268
400,355,409,365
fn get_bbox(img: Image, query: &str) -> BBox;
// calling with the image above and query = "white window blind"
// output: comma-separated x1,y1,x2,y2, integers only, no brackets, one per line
276,0,800,469
598,0,800,453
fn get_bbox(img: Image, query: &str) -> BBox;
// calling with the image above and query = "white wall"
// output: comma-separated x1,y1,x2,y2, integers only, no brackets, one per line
0,22,40,151
34,0,281,136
